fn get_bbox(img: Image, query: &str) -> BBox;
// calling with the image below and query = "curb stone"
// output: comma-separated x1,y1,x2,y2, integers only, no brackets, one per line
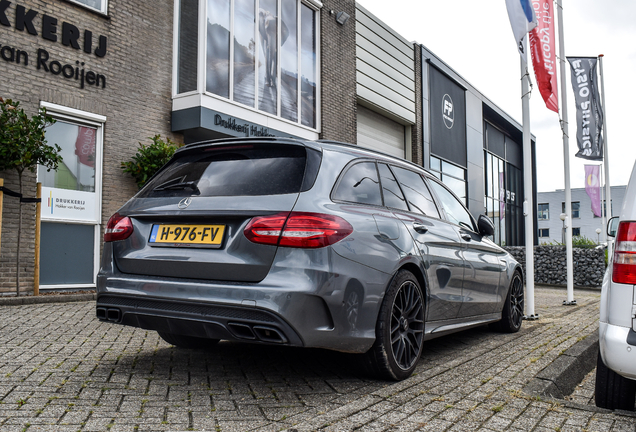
0,293,96,306
523,332,599,399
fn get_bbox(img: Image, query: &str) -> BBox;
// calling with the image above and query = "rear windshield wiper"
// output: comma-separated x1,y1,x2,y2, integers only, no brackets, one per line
154,177,200,194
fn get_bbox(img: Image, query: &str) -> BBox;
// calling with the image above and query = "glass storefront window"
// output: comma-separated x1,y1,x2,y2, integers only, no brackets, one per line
37,121,97,192
179,0,318,129
429,156,466,202
484,151,522,246
207,0,231,98
300,3,316,128
233,0,256,106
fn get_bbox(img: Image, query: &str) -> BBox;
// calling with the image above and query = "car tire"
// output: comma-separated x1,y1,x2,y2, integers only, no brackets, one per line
490,271,524,333
158,331,220,350
363,269,425,381
595,351,636,411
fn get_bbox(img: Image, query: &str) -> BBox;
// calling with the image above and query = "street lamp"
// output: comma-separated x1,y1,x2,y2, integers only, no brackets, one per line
596,227,602,245
560,213,567,244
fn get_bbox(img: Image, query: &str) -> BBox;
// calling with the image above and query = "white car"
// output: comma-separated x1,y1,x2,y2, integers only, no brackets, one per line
597,163,636,410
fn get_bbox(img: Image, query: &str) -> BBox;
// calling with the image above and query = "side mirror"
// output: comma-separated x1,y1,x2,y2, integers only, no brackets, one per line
607,216,619,238
478,214,494,237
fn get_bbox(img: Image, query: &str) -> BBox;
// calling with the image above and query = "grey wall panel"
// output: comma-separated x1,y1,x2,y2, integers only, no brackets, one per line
356,38,414,81
357,73,415,109
467,126,485,169
357,85,416,124
466,91,483,134
357,49,415,95
467,160,485,216
356,23,413,69
355,3,415,125
356,8,414,58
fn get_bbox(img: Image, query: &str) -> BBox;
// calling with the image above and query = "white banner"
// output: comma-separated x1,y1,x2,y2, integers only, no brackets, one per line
41,187,97,222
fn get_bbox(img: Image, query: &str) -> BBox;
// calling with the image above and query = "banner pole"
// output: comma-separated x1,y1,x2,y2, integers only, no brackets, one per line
34,183,41,296
598,54,612,256
600,164,606,242
556,0,575,305
521,56,536,320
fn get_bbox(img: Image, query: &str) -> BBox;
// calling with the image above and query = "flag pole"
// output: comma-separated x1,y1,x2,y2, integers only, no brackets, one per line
598,54,612,255
600,163,606,242
556,0,575,305
521,55,537,320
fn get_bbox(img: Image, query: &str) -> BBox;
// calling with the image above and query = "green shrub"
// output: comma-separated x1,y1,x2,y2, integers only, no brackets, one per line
121,135,181,189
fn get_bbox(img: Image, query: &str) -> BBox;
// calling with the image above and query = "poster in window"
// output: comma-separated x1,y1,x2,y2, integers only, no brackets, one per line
233,0,256,107
300,4,316,128
207,0,231,98
280,0,298,122
258,0,279,114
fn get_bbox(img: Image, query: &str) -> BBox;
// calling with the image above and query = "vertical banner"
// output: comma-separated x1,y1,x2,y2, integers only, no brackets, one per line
529,0,558,112
567,57,604,160
584,165,602,217
74,126,96,167
505,0,538,62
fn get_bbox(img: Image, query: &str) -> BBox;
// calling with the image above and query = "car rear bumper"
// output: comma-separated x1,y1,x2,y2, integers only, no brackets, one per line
97,245,391,353
599,321,636,381
96,293,304,345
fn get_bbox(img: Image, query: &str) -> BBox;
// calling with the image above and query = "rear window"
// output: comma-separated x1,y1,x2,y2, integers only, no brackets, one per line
138,144,307,198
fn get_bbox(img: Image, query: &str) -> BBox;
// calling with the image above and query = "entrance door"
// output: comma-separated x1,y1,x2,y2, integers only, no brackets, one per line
37,104,105,289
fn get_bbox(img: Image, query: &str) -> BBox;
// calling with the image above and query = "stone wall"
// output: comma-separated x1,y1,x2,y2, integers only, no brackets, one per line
504,246,606,287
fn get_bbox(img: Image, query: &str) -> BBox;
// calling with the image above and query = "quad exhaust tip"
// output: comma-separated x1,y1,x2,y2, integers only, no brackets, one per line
96,307,121,323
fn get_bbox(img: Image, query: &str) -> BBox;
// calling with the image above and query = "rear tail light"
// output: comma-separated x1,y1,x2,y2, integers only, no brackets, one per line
612,221,636,284
104,212,134,242
244,212,353,248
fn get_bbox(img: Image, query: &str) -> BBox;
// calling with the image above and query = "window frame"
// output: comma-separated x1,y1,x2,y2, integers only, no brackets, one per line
537,203,549,220
65,0,108,15
562,201,581,219
331,160,384,208
538,228,549,238
426,175,478,233
172,0,322,134
37,102,106,290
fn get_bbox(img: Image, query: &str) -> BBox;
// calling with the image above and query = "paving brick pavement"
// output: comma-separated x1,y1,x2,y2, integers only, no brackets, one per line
0,286,635,431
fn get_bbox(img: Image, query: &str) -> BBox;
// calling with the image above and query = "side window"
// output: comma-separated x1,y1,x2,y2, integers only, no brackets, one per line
377,164,408,211
428,179,476,231
333,162,382,206
391,166,440,218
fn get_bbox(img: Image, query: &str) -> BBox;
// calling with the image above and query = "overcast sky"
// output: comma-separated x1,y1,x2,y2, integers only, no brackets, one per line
356,0,636,193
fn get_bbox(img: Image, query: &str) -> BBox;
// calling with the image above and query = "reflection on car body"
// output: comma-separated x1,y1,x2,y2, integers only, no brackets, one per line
97,138,523,381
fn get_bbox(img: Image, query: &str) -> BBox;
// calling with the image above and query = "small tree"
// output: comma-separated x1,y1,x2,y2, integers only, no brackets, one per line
0,98,62,296
121,134,181,189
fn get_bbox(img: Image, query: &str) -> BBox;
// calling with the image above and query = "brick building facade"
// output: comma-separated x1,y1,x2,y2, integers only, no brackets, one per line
0,0,532,294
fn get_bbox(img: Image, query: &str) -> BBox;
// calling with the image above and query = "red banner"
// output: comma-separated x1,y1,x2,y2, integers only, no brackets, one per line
529,0,558,113
74,126,96,168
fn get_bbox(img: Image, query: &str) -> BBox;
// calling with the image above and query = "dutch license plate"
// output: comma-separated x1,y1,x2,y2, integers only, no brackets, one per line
149,224,225,247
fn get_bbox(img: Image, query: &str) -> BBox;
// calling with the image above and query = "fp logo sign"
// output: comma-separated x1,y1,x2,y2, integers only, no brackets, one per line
442,94,454,129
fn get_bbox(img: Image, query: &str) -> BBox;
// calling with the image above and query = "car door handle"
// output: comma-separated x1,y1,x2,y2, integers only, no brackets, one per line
412,222,428,234
461,233,472,241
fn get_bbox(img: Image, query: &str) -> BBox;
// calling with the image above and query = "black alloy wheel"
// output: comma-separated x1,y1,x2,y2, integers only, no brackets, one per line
491,271,524,333
364,270,425,380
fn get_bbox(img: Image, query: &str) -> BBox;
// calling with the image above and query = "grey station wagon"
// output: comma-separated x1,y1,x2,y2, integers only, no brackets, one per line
97,138,523,380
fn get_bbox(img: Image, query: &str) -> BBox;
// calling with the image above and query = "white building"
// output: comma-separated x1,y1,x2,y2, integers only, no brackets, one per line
536,186,626,244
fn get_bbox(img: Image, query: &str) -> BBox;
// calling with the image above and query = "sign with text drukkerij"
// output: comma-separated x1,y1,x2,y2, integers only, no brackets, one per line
567,57,604,160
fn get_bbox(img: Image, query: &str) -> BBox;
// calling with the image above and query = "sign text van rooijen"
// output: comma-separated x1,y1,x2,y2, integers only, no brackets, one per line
0,1,108,89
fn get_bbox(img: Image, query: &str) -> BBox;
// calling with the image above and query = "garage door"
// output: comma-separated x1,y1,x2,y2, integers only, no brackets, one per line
357,105,405,159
